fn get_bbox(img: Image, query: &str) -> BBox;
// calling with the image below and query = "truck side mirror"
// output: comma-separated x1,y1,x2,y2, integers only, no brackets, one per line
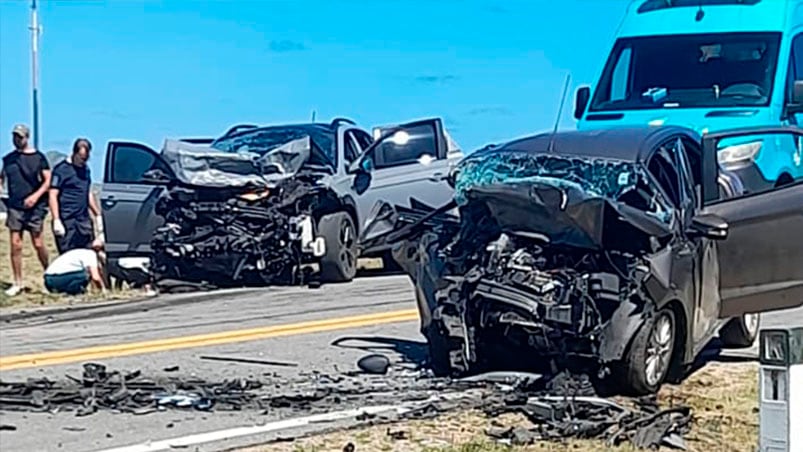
786,80,803,115
574,86,591,120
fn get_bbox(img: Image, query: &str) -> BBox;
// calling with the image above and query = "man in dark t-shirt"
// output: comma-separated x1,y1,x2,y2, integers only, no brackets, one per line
49,137,100,254
0,124,52,297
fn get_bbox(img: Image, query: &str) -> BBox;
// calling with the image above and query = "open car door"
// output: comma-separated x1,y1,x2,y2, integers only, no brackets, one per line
101,141,174,282
699,126,803,318
349,118,459,235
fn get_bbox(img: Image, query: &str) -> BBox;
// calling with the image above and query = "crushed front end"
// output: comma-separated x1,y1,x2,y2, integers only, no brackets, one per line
365,151,677,381
151,178,324,286
149,137,330,286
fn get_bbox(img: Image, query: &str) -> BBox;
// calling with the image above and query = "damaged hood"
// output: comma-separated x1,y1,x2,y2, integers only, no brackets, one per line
453,151,674,251
161,136,324,188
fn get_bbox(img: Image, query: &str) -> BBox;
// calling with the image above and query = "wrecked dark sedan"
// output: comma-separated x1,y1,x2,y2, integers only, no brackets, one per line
359,125,803,394
99,118,460,287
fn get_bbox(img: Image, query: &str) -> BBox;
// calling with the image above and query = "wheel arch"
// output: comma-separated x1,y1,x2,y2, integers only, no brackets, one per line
659,298,692,383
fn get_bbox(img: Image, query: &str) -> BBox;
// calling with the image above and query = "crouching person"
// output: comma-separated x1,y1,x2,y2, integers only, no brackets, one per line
43,239,106,295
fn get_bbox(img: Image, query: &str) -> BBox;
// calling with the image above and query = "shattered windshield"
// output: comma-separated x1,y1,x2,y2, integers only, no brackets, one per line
454,151,673,222
589,32,781,111
210,126,336,165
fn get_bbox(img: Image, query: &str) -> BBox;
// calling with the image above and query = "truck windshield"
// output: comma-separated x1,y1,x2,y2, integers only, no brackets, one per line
589,32,781,111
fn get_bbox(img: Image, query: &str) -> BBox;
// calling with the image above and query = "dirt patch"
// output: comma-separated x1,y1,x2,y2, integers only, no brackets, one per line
240,361,759,452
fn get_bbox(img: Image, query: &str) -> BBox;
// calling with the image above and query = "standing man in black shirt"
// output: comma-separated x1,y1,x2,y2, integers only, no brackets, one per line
0,124,52,297
49,138,100,254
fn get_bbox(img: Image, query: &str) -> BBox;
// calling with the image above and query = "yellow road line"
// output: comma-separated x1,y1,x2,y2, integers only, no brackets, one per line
0,308,420,371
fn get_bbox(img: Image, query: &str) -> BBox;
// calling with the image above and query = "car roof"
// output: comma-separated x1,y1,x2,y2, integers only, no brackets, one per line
492,126,699,163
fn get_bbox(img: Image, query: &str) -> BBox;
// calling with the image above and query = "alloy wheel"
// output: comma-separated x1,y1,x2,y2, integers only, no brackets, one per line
645,312,674,387
339,219,356,274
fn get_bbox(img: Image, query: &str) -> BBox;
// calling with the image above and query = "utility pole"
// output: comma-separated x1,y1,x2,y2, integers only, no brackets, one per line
30,0,41,150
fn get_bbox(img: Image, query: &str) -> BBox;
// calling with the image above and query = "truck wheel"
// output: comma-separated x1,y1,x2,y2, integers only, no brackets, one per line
619,308,676,395
318,212,358,283
719,313,760,348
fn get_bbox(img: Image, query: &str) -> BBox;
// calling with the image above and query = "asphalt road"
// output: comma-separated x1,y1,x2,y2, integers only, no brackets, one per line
0,274,801,452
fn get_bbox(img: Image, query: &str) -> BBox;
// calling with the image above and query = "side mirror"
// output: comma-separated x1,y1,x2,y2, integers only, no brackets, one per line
787,80,803,116
687,213,728,240
574,86,591,120
353,170,371,195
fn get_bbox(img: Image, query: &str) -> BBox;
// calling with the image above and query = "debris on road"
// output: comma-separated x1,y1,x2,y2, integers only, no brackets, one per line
0,363,263,415
0,424,17,431
483,394,692,450
0,361,695,450
357,354,391,375
163,366,180,372
199,355,299,368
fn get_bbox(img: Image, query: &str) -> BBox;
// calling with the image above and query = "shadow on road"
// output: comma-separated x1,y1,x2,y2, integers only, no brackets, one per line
683,337,757,380
330,336,429,369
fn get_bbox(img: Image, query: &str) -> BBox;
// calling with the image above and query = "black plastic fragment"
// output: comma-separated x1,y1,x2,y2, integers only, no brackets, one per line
357,354,390,375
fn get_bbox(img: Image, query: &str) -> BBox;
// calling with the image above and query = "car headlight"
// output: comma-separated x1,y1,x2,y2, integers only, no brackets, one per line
717,141,762,165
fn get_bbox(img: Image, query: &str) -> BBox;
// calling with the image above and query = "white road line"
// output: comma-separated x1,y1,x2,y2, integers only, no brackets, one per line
94,404,404,452
92,390,480,452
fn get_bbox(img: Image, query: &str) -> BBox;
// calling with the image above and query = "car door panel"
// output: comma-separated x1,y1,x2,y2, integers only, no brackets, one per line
101,141,172,258
704,183,803,317
354,158,454,232
353,118,456,231
700,127,803,318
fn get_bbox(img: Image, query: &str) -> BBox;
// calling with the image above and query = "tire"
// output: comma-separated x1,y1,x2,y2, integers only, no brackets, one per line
719,313,760,348
619,308,676,395
318,212,358,283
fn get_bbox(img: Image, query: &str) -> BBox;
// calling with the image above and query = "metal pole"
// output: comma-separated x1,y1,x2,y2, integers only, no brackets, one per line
30,0,40,150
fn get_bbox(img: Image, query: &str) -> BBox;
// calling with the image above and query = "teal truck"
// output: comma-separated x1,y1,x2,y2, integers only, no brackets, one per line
573,0,803,192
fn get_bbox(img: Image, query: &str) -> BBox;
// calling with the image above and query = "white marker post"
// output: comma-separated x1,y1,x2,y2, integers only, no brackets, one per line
758,327,803,452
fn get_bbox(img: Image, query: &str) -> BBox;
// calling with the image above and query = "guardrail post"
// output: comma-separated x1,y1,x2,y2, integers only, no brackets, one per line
758,327,802,452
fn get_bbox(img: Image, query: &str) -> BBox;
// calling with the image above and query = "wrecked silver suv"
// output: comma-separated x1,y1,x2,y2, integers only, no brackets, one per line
100,118,461,288
360,126,803,395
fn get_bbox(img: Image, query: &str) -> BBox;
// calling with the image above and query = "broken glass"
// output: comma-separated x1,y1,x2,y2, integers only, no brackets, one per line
453,152,673,224
454,153,637,203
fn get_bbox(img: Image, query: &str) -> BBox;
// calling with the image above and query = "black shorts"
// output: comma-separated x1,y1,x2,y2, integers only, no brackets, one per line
56,218,95,254
5,206,47,233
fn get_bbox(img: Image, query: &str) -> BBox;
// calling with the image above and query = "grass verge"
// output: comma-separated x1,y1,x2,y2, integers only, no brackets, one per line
0,225,138,308
242,361,759,452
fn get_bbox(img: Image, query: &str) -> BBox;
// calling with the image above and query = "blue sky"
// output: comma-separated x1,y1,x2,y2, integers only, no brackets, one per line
0,0,628,177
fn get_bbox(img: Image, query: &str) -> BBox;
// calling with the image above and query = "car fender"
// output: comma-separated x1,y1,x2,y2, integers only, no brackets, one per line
598,297,647,362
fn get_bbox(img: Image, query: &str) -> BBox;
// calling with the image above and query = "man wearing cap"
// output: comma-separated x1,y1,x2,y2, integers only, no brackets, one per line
0,124,52,297
49,137,100,254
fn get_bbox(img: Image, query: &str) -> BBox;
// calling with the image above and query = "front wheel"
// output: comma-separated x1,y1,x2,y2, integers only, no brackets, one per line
318,212,358,283
618,308,676,395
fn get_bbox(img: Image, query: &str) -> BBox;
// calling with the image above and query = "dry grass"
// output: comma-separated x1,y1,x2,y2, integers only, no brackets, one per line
244,362,759,452
0,223,138,308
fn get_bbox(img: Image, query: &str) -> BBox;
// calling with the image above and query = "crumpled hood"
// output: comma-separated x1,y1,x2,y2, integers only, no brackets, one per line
161,136,323,188
453,151,674,252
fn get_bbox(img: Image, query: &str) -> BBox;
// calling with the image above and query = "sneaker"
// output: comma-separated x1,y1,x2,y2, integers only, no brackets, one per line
4,285,23,297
